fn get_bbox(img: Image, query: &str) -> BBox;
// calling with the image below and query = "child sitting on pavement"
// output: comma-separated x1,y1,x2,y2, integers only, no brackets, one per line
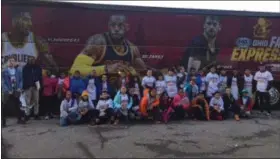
237,89,254,118
95,90,114,124
209,91,225,120
60,91,79,126
113,86,133,125
77,91,98,125
191,92,210,121
140,88,161,124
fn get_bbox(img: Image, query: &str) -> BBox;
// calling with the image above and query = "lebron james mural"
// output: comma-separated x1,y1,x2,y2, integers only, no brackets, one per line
70,15,149,83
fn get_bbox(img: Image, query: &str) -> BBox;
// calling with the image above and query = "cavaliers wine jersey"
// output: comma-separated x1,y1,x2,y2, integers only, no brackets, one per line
1,32,38,68
100,33,133,66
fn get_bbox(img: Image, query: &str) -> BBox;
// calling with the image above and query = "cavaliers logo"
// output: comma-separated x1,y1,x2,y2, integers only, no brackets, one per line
269,87,280,105
253,18,272,39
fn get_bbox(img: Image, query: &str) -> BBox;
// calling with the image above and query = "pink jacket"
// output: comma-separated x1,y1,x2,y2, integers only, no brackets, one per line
172,93,190,110
43,76,58,96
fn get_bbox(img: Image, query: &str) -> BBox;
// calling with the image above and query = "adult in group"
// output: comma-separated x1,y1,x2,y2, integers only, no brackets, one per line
2,57,24,125
227,69,243,100
97,74,114,98
254,64,274,116
22,57,42,120
85,69,100,106
243,69,254,97
2,8,58,72
218,68,228,94
205,66,219,101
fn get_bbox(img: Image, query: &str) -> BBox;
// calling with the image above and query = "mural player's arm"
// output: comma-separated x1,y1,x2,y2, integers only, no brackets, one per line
129,42,158,73
130,44,147,72
69,34,126,76
35,36,59,72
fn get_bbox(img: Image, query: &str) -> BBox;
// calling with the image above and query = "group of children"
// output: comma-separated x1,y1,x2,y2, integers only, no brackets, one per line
3,56,273,128
47,64,273,126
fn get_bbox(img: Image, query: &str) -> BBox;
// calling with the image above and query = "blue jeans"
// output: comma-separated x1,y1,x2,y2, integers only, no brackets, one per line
60,112,80,126
60,117,68,126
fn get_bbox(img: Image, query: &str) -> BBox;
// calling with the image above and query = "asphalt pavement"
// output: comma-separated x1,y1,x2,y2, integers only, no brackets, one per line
2,111,280,158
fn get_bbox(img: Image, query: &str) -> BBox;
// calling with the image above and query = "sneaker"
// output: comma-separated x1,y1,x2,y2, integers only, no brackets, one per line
264,112,271,117
24,115,30,122
17,119,26,124
234,114,240,121
89,120,96,126
49,114,54,119
45,116,50,120
217,116,223,121
34,115,41,120
155,121,161,124
114,119,119,125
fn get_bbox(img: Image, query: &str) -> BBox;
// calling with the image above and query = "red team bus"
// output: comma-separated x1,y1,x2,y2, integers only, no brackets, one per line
1,1,280,108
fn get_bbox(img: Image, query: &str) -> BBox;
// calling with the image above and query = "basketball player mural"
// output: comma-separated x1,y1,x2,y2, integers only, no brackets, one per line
69,15,148,80
181,16,222,72
1,8,58,72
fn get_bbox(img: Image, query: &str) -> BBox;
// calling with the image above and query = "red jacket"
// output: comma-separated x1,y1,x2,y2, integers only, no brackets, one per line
238,97,254,111
43,76,58,96
172,93,190,110
55,77,70,94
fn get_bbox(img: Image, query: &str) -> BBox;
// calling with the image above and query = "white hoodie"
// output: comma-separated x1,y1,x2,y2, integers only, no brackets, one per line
155,80,166,95
96,99,113,110
206,72,219,97
60,99,78,118
164,75,178,98
141,76,156,88
96,98,113,116
209,97,224,111
87,78,97,101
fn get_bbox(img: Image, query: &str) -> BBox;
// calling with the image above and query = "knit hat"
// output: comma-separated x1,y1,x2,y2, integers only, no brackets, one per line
81,90,89,97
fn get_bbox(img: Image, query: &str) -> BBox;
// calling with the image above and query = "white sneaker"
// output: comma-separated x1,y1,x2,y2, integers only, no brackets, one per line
264,112,271,117
45,116,50,120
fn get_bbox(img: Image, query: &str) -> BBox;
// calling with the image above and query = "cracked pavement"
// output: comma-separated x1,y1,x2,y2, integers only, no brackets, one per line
2,112,280,158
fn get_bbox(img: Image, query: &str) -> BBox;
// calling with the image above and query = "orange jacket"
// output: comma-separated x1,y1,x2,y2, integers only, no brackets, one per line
143,88,150,97
140,95,160,116
192,97,210,120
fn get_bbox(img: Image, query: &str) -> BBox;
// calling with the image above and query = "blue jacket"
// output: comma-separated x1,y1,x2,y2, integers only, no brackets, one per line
2,67,23,93
70,76,86,95
113,91,133,110
22,64,42,90
186,74,202,90
184,83,199,101
195,74,202,91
